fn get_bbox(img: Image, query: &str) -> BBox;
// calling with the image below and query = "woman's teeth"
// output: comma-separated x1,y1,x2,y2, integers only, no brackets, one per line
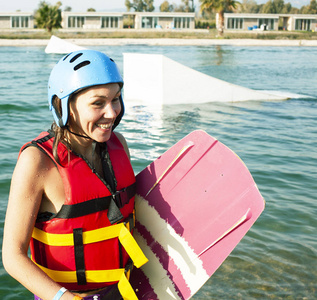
97,123,112,129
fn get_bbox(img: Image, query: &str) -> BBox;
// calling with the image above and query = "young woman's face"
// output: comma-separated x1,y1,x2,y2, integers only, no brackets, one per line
68,83,121,143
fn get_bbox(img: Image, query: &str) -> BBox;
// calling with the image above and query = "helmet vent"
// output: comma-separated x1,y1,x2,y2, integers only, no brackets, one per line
74,61,91,71
70,53,83,63
63,53,72,61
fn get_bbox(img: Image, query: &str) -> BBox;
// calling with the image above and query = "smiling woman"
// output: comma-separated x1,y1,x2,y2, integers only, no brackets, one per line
68,84,122,145
2,50,148,300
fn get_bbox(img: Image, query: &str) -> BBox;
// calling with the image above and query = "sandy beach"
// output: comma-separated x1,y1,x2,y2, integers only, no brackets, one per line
1,38,317,47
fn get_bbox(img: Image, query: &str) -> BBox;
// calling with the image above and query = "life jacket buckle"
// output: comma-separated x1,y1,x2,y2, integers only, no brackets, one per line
112,191,122,207
112,188,129,208
124,213,135,231
124,258,134,274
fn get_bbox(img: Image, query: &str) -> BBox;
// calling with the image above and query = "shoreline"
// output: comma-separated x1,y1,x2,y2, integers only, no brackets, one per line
1,38,317,47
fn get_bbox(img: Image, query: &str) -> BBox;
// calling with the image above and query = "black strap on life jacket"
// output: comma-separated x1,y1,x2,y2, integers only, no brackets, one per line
73,228,87,285
54,183,136,224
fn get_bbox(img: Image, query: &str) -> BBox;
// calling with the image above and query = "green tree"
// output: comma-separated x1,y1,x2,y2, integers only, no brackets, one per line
125,0,132,11
144,0,155,11
175,0,195,12
260,0,288,13
125,0,154,12
160,1,174,12
200,0,240,36
310,0,317,12
301,0,317,13
261,0,276,13
290,6,299,13
87,8,96,12
237,0,260,13
35,1,62,32
182,0,195,11
281,2,292,13
273,0,285,12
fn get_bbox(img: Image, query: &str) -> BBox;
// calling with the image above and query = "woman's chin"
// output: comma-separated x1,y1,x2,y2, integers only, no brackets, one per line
92,130,112,143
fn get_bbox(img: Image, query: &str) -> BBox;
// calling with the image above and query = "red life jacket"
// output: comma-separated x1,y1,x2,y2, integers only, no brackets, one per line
22,131,147,297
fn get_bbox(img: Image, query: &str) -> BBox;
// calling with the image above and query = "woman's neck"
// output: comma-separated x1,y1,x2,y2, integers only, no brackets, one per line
67,131,93,158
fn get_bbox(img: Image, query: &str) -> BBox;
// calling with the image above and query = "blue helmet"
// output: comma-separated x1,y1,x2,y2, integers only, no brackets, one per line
48,50,124,129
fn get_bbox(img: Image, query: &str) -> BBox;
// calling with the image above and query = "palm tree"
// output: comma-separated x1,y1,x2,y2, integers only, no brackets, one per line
200,0,240,36
35,1,62,32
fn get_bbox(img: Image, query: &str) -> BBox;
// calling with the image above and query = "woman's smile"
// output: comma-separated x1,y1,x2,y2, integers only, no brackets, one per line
95,122,114,130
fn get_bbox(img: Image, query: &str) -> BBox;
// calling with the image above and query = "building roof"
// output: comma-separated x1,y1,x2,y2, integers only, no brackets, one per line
224,13,317,20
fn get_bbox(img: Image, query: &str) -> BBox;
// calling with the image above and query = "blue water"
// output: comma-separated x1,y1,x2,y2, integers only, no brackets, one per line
0,44,316,299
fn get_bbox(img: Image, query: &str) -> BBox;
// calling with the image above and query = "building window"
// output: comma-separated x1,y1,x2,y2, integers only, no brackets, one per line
11,16,29,28
68,16,85,28
174,17,190,29
141,17,158,28
295,19,311,31
101,17,119,28
227,18,243,29
258,19,274,30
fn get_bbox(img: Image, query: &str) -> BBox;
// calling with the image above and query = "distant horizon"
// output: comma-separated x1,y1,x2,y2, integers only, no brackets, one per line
0,0,311,12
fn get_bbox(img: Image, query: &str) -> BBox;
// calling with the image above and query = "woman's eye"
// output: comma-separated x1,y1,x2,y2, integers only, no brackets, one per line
92,101,103,106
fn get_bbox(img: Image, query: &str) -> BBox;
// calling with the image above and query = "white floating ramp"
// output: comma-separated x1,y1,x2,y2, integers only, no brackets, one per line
123,53,287,105
45,35,87,54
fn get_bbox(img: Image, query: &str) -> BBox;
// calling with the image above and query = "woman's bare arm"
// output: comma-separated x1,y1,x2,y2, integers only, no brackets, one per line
2,147,75,300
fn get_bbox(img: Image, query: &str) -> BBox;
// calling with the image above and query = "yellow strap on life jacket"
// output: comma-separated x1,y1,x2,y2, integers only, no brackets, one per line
32,260,138,300
32,223,148,268
118,272,138,300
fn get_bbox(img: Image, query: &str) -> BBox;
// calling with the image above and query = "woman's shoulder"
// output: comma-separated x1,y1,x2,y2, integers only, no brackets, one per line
18,144,55,175
10,143,57,203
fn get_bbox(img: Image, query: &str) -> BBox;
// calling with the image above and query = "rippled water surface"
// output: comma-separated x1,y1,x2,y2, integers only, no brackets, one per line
0,44,316,299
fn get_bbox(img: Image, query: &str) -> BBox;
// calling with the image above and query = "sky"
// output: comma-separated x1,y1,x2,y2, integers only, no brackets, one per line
0,0,311,12
1,0,170,12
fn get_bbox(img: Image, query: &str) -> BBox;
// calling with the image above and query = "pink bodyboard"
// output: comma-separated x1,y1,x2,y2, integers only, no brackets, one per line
130,130,265,299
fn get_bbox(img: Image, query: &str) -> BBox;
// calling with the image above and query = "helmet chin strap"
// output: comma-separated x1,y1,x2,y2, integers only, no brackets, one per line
65,125,99,174
65,125,92,140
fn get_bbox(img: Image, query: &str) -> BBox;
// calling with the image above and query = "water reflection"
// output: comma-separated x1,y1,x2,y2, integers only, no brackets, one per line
122,101,251,174
215,45,224,66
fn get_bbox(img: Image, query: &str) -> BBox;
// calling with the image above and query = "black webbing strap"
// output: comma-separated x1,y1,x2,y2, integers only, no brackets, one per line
55,196,114,219
125,258,134,274
101,144,117,194
73,228,87,285
54,183,136,224
124,213,135,231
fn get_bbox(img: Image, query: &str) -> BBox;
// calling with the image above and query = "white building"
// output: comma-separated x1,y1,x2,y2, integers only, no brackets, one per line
224,13,317,31
62,12,124,30
132,12,195,29
61,11,195,30
0,12,34,29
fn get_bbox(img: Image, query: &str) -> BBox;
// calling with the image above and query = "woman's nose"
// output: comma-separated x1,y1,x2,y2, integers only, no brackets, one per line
103,103,118,119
